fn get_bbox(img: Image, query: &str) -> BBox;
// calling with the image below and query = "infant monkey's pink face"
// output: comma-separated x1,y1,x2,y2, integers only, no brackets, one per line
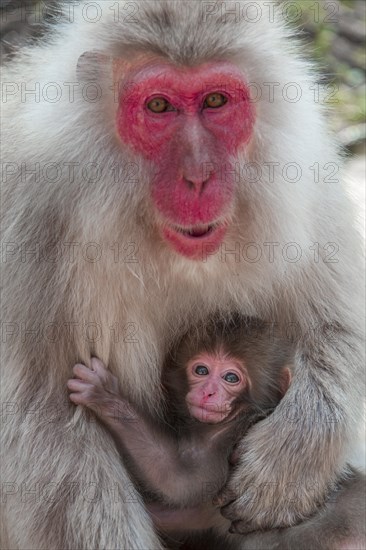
185,351,250,424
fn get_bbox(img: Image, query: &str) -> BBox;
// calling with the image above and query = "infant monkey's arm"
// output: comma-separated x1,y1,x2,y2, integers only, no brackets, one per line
67,358,232,506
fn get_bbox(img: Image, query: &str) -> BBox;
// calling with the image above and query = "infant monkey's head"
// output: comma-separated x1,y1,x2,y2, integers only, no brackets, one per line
165,317,292,424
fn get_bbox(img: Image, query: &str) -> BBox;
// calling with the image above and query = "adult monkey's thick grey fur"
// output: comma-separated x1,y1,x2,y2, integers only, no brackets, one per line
1,1,364,548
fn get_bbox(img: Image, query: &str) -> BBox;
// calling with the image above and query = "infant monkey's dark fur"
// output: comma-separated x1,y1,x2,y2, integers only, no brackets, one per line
68,318,365,549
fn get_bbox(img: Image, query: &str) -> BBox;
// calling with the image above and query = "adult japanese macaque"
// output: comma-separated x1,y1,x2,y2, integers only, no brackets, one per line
1,0,364,548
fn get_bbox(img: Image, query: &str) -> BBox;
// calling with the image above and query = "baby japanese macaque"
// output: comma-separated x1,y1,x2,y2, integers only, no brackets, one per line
67,319,365,550
67,319,292,537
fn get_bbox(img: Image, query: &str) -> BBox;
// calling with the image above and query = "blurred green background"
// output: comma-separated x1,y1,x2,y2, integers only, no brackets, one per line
1,0,365,153
290,0,365,154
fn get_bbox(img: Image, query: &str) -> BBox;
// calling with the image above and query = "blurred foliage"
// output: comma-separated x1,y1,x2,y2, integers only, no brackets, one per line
291,0,365,152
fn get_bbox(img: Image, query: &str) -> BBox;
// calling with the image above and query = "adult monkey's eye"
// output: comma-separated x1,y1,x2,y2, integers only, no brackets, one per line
195,364,209,375
224,372,239,383
146,97,173,113
204,92,227,109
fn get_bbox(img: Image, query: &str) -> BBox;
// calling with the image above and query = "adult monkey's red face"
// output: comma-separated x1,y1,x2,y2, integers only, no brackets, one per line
115,59,255,260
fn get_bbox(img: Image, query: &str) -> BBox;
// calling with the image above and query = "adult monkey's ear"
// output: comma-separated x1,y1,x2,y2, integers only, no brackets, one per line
76,51,112,82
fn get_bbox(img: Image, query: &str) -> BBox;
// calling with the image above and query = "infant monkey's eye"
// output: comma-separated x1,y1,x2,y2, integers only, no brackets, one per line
194,364,209,375
224,372,240,384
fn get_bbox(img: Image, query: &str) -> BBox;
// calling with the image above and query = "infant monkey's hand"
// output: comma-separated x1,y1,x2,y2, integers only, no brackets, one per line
67,357,124,421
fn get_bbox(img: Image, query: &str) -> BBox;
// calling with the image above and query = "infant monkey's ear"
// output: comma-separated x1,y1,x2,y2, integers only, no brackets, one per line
279,367,292,398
